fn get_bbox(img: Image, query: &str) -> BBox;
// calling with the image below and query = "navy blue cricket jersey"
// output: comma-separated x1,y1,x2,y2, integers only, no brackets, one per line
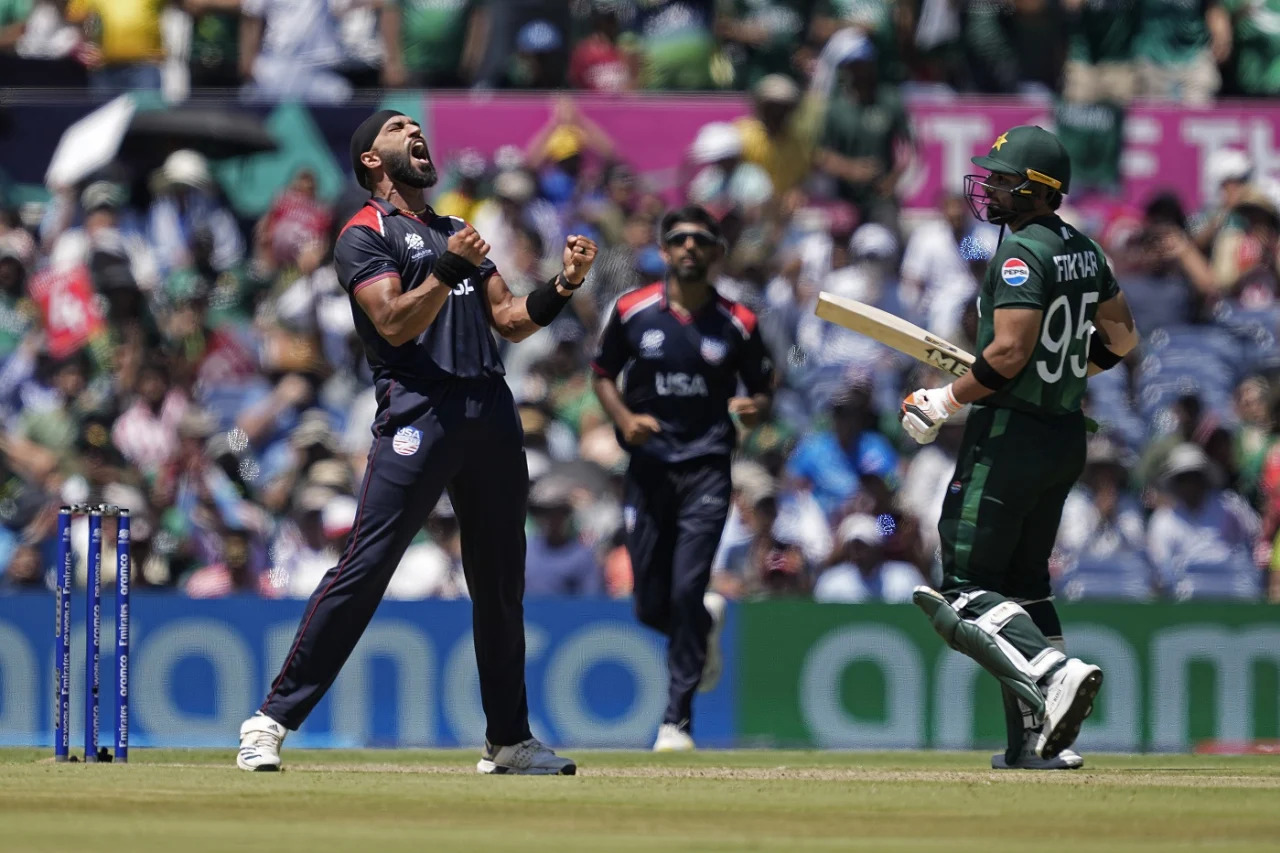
333,197,504,383
591,282,774,464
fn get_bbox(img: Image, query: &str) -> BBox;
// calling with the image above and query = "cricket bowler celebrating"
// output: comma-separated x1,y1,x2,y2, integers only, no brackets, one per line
237,110,594,774
900,125,1138,769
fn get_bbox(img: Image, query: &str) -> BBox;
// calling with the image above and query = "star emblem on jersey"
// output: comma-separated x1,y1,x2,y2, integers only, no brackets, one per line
700,338,727,365
392,426,422,456
405,233,425,251
1001,258,1030,286
993,132,1008,151
640,329,665,359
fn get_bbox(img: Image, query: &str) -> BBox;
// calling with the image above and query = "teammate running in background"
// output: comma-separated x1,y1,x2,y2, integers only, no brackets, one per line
237,110,596,775
900,126,1139,770
591,205,775,752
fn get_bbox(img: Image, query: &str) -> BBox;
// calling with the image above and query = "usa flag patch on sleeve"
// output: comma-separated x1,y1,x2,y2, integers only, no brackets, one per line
1001,258,1030,286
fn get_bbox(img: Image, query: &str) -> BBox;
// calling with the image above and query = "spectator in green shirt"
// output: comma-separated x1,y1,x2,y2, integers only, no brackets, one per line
184,0,241,88
382,0,486,88
1063,0,1139,104
1134,0,1231,104
813,33,911,228
714,0,811,90
1221,0,1280,96
962,0,1066,96
810,0,905,84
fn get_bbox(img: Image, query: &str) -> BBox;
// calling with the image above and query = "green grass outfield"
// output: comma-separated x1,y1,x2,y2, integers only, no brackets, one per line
3,748,1279,852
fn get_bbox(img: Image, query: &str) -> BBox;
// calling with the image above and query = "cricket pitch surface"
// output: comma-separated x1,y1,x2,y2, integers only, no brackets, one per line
3,748,1278,852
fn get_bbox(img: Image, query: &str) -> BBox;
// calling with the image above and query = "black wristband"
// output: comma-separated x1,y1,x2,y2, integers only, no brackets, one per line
1088,335,1124,370
971,353,1013,390
433,251,479,288
527,274,573,327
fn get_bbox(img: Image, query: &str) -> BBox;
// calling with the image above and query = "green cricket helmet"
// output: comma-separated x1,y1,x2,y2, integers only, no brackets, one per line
965,125,1071,225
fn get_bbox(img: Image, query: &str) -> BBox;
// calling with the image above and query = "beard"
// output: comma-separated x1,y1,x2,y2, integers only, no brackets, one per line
672,257,709,283
382,148,438,189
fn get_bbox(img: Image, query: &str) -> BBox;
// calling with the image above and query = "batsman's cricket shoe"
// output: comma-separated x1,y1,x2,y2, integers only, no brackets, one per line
653,724,696,752
1035,658,1103,760
237,712,286,771
477,738,576,775
699,592,727,692
992,743,1083,770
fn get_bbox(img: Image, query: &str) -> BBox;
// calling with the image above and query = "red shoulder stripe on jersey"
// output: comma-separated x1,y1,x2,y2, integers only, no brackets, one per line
616,282,664,323
351,270,398,294
339,204,383,239
717,296,757,337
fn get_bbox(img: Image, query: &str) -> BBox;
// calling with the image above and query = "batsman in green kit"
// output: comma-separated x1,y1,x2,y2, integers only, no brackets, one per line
900,126,1139,770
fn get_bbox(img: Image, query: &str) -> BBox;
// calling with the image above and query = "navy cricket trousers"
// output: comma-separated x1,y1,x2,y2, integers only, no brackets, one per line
261,376,533,747
623,454,731,730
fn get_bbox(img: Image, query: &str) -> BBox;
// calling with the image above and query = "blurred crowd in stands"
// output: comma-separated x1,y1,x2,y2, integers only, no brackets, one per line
0,0,1278,101
1,0,1279,605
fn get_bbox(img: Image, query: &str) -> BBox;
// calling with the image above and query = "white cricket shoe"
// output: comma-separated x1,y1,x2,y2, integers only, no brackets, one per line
992,746,1083,770
699,591,727,693
653,724,696,752
237,712,286,771
1035,659,1103,760
476,738,576,775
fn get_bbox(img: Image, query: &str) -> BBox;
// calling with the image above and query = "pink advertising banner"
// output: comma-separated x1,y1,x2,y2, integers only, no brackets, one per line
426,93,748,193
427,93,1280,213
901,99,1280,212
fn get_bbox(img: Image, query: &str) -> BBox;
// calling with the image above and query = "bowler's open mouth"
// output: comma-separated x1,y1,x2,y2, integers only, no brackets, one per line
410,139,430,168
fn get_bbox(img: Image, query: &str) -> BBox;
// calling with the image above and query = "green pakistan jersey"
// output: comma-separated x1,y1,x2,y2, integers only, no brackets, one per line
976,215,1119,416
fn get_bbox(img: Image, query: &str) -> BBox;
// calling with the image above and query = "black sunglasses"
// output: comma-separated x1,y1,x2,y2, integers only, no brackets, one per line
663,229,718,248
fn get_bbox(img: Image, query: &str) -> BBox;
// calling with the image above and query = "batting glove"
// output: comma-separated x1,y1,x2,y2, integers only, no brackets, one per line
901,385,963,445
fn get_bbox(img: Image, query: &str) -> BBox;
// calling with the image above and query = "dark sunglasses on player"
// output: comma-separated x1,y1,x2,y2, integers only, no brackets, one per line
663,229,718,248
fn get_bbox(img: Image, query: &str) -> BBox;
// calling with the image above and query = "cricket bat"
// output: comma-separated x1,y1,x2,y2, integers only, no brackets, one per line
815,292,974,378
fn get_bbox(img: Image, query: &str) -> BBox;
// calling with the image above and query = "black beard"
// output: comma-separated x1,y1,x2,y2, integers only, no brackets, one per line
383,148,438,189
673,260,709,284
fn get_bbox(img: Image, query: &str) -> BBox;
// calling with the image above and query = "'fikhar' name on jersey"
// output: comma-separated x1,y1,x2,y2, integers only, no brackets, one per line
655,373,710,397
1052,251,1099,282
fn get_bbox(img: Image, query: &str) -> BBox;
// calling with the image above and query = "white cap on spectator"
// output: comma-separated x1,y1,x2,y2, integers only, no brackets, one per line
1162,443,1211,481
494,169,535,203
81,181,124,212
297,485,337,514
306,459,351,491
0,236,26,266
322,495,358,538
1207,149,1252,188
838,513,884,546
849,223,899,259
161,149,214,192
0,230,34,268
494,144,526,172
689,122,742,165
754,73,801,104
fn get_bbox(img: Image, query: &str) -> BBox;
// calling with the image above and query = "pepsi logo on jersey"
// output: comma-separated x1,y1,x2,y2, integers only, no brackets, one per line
1001,258,1030,286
